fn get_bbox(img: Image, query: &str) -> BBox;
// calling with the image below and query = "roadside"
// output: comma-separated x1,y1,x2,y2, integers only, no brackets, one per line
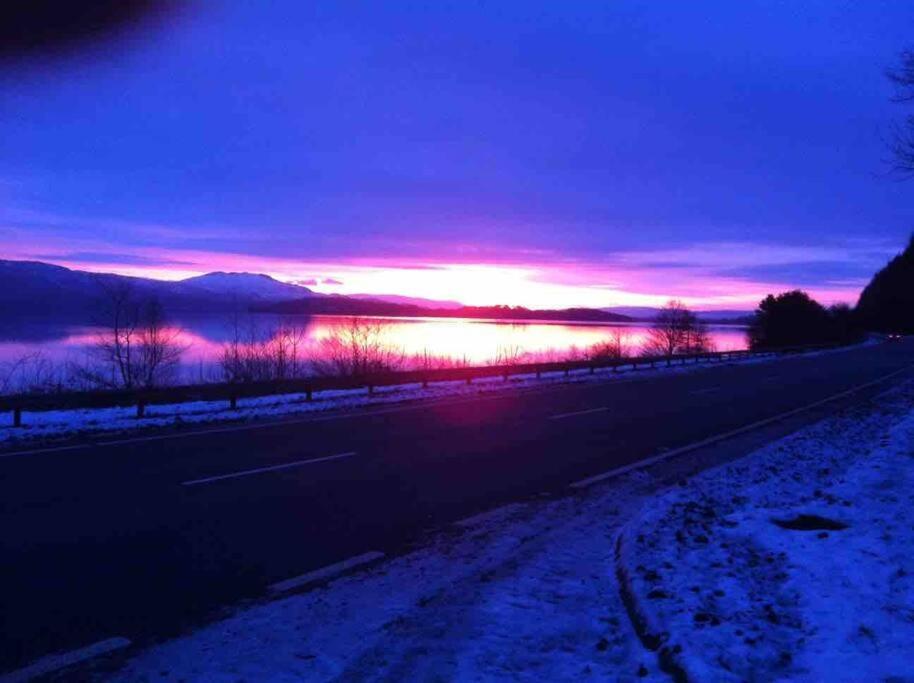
619,379,914,681
92,376,914,681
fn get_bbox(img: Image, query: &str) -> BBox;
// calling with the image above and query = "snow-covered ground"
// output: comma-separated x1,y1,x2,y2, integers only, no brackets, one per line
100,368,914,682
619,381,914,681
108,477,664,682
0,347,848,448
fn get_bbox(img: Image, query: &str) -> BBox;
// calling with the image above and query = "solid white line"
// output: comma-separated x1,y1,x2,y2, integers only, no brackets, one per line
0,637,131,683
269,551,385,593
549,407,608,420
181,452,356,486
569,365,913,489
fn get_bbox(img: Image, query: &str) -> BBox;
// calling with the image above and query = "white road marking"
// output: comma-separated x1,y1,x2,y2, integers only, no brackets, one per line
181,452,356,486
269,551,385,593
569,365,913,489
549,407,608,420
689,386,721,396
0,637,131,683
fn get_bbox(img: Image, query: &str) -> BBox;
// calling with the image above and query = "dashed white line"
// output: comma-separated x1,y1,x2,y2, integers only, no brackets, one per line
569,365,913,489
0,637,131,683
269,551,385,593
181,452,356,486
549,407,608,420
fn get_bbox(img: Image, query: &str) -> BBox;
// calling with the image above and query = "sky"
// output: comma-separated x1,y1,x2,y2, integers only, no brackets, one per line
1,1,912,309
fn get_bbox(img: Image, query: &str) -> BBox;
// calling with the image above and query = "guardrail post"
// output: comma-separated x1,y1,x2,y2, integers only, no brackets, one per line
503,371,509,381
136,400,146,419
536,370,541,379
466,376,472,385
13,407,22,428
368,384,374,396
306,386,313,402
422,377,428,388
590,365,595,374
229,395,237,410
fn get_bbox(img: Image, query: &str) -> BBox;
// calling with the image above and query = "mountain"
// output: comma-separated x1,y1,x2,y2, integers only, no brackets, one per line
856,235,914,333
0,260,313,318
349,293,464,309
180,272,317,302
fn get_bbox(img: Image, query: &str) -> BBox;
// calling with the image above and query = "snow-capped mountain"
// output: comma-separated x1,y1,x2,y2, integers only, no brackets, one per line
179,272,318,302
0,260,318,317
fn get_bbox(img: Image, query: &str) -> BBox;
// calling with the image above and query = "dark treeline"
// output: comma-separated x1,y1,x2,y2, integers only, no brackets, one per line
856,235,914,334
749,235,914,349
255,297,634,324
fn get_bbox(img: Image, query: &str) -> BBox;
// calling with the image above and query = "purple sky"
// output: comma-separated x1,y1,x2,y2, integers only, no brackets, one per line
1,1,912,308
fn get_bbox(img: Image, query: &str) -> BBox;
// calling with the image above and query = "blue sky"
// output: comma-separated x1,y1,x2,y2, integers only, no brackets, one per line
1,1,912,307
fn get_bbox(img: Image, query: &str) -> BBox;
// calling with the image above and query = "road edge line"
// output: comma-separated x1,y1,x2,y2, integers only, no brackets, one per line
268,551,386,594
0,637,131,683
569,365,913,489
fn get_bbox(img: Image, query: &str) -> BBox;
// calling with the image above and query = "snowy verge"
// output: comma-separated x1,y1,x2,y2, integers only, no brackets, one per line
0,345,863,448
106,474,665,682
618,380,914,681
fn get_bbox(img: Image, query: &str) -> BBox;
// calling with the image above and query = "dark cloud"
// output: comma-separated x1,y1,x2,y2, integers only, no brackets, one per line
30,251,193,267
716,261,875,286
322,277,343,285
0,1,185,62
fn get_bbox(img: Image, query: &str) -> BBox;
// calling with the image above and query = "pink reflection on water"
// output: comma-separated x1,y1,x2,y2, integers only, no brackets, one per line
0,316,748,382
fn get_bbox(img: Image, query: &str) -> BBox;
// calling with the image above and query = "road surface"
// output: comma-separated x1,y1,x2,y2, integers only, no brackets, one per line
2,339,913,675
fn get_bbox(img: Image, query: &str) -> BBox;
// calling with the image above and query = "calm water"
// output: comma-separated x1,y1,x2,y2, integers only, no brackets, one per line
0,315,748,386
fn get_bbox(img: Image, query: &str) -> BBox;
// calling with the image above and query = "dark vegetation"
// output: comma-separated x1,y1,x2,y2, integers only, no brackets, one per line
748,291,863,350
855,235,914,334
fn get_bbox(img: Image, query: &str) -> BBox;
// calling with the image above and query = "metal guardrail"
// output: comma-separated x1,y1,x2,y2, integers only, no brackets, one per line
0,343,842,427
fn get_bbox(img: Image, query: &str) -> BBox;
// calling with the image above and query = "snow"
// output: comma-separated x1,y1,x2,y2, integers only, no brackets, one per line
109,477,663,682
618,380,914,681
0,347,850,447
180,272,316,300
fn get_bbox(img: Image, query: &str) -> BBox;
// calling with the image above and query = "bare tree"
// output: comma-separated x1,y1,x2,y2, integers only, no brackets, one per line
312,317,405,377
643,300,712,356
491,343,526,366
219,314,309,383
887,50,914,174
85,281,184,389
589,328,630,360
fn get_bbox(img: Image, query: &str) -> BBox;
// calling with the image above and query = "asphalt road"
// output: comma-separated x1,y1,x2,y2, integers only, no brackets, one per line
2,339,914,674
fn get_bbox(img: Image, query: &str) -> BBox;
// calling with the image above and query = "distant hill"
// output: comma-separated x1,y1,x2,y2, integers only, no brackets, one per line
258,298,633,324
856,235,914,333
604,306,752,324
0,259,632,325
349,293,464,309
0,260,317,318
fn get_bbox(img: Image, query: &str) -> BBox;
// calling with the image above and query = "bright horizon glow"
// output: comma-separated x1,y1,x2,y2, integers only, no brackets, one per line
9,245,870,312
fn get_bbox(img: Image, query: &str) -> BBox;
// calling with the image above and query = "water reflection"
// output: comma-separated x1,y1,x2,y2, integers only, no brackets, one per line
0,314,748,384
